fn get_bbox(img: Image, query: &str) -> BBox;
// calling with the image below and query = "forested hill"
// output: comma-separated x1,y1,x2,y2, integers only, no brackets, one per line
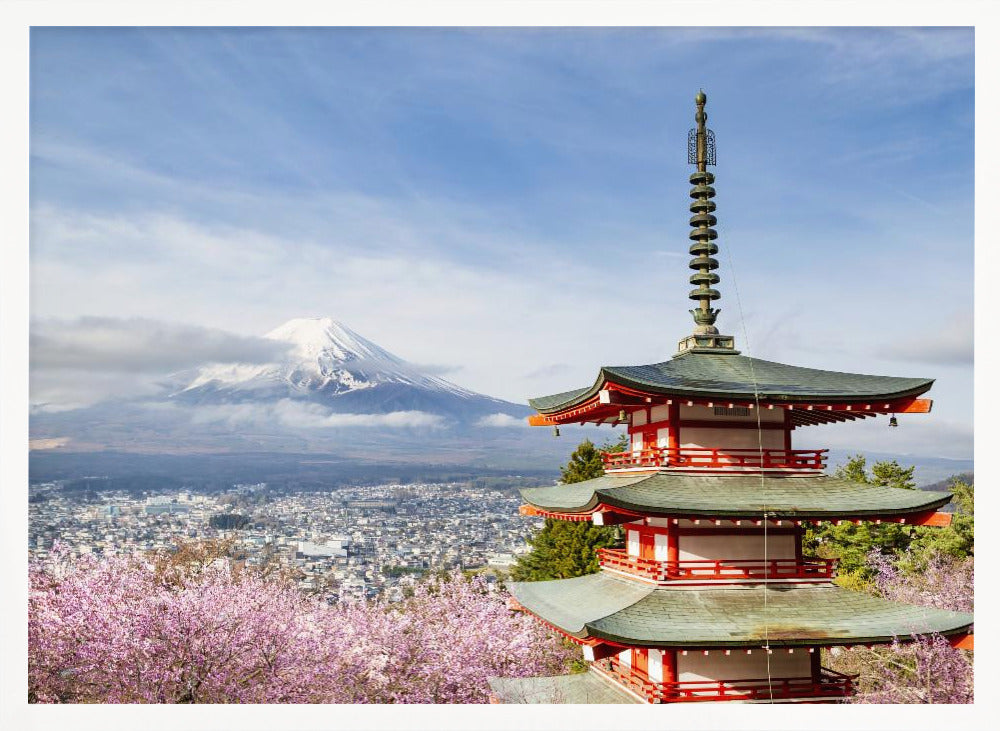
924,472,974,492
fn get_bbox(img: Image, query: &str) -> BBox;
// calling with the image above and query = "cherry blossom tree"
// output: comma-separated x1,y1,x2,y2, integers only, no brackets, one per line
829,551,973,704
29,547,572,704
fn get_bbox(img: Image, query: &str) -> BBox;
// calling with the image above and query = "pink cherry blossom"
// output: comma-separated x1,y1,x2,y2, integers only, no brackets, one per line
834,551,973,704
29,549,572,704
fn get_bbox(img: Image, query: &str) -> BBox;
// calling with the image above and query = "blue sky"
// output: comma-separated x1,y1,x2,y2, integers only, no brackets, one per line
28,27,974,458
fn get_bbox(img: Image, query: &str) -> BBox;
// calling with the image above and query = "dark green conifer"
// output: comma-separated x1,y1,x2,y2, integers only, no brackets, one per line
510,435,626,581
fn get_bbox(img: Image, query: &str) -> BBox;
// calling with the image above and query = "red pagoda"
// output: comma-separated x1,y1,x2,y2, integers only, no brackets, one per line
489,91,973,705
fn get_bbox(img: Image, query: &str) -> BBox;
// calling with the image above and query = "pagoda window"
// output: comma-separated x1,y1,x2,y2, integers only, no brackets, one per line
714,406,750,417
618,649,631,668
632,410,648,427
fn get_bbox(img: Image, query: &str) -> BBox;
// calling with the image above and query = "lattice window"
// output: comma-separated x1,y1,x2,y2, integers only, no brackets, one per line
713,406,749,417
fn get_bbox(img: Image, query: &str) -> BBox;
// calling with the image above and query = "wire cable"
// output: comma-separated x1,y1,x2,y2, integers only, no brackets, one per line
721,229,774,703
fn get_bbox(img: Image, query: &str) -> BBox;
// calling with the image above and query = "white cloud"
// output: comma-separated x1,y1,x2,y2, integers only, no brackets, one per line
476,413,528,428
28,203,666,408
189,399,445,430
29,316,289,411
31,316,288,372
877,322,974,366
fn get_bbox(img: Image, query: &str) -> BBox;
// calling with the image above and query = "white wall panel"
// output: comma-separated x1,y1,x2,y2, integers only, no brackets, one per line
680,427,784,451
677,650,810,683
654,533,670,561
648,649,663,682
651,405,672,422
627,529,640,557
678,533,796,562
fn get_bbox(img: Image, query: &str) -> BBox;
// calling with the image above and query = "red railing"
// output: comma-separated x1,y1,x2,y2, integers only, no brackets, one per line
602,447,828,472
599,656,855,703
597,548,837,582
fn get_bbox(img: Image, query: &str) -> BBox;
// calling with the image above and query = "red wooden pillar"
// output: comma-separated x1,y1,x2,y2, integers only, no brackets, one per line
663,649,677,683
667,521,679,564
783,409,792,450
810,648,822,681
639,530,656,560
633,648,649,676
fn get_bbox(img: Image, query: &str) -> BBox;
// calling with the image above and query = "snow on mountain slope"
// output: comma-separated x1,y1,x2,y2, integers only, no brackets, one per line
175,317,522,421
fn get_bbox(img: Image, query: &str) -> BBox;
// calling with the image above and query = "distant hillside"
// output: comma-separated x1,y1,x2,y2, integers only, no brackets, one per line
923,472,974,492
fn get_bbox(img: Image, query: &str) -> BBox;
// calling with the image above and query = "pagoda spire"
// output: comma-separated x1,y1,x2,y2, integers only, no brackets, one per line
677,90,737,355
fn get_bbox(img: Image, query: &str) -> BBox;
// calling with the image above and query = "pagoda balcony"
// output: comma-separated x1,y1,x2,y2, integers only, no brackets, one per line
596,548,838,583
601,447,828,473
596,656,855,703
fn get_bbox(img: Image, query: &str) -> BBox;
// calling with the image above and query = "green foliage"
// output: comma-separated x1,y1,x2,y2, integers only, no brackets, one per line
509,518,620,581
511,434,626,582
559,439,605,484
804,455,973,579
902,478,974,572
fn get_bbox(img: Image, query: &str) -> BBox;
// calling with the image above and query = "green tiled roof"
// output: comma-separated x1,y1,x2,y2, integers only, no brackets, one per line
488,671,640,704
529,352,933,413
509,572,652,635
508,574,973,648
520,472,951,519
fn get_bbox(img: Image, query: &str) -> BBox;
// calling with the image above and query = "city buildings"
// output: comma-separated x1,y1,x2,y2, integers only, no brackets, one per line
29,481,538,604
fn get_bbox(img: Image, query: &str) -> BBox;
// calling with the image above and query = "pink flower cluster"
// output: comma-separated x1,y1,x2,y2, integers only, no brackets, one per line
868,550,973,613
846,551,973,704
29,552,572,704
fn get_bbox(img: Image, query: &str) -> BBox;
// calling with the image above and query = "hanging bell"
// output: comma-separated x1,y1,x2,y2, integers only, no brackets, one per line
888,415,898,428
553,426,561,437
618,409,628,423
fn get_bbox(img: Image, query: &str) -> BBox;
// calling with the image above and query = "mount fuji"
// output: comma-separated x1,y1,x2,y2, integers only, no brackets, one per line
30,317,562,466
172,317,525,423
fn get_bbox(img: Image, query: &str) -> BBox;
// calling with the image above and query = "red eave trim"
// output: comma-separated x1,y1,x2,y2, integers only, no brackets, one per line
520,504,955,526
910,510,953,527
949,633,974,650
531,388,933,426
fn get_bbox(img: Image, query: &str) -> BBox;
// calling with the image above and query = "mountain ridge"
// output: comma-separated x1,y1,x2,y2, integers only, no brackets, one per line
176,317,488,404
30,316,556,463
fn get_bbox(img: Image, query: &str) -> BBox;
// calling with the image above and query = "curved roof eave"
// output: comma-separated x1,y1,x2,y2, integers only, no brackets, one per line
510,574,974,649
528,355,934,415
520,473,952,519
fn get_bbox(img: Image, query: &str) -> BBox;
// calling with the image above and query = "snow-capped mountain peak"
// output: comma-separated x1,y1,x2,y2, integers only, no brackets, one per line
265,317,403,367
178,317,479,402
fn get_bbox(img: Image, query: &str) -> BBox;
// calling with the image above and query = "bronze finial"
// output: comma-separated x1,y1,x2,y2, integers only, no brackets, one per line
677,91,736,356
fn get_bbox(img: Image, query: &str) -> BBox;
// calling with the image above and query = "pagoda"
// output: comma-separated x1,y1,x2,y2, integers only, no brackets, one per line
489,91,973,705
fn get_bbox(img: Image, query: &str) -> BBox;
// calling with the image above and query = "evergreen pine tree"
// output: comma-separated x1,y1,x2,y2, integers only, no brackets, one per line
804,454,938,579
510,434,626,581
